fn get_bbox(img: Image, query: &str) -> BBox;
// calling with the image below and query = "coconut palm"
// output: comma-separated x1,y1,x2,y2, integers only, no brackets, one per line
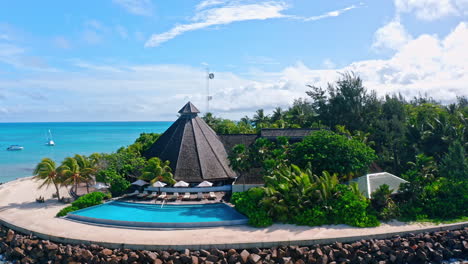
33,158,62,200
59,157,86,193
252,109,270,129
74,154,99,193
140,157,175,184
271,107,284,123
239,116,251,126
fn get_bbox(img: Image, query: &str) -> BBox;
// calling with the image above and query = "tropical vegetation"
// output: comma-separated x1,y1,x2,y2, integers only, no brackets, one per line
231,164,379,227
56,192,110,217
226,72,467,226
34,71,467,227
34,133,165,202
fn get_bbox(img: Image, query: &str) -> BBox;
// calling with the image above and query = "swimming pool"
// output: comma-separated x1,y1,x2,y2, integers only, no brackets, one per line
66,201,248,228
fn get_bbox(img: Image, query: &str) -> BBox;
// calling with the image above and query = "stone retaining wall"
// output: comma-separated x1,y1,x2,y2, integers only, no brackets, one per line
0,224,467,264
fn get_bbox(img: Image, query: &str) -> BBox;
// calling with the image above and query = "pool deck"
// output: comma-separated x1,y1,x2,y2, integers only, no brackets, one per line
0,177,467,250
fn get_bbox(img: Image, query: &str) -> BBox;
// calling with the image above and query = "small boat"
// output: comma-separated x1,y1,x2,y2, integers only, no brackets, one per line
7,145,24,151
46,129,55,146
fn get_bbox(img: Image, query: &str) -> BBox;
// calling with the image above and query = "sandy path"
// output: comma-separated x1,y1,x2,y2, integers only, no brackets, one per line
0,177,466,250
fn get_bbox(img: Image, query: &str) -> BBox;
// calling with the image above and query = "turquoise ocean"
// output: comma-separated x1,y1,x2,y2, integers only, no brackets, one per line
0,122,172,183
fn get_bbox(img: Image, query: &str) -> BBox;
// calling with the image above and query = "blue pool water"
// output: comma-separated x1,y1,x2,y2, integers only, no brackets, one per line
0,122,172,183
68,201,248,228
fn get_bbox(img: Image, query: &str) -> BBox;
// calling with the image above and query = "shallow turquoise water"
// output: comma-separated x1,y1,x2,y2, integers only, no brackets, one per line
70,201,247,223
0,122,172,183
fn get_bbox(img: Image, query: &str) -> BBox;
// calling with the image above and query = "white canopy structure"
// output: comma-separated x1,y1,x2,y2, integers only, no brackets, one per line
196,180,213,187
131,179,149,186
350,172,409,198
174,180,189,187
92,182,110,190
152,181,167,187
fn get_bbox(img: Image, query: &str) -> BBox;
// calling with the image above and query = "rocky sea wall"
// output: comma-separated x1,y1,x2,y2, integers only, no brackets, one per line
0,224,467,264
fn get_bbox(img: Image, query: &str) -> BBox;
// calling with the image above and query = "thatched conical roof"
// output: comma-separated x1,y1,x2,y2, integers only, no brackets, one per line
144,102,236,182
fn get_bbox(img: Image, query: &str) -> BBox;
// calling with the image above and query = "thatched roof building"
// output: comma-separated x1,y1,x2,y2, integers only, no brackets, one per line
144,102,236,183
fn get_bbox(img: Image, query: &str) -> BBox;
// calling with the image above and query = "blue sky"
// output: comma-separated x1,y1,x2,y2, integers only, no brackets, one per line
0,0,467,121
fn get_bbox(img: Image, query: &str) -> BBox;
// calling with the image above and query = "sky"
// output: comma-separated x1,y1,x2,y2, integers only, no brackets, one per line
0,0,467,122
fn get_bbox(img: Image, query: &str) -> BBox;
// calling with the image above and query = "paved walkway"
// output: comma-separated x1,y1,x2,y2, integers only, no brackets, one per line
0,177,466,250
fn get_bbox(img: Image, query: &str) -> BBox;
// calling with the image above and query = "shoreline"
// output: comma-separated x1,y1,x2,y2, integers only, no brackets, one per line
1,224,467,263
0,177,467,251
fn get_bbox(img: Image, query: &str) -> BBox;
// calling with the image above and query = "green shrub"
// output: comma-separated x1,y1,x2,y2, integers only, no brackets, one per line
293,206,328,226
231,188,273,227
97,169,131,197
291,130,377,179
371,184,399,221
71,192,110,209
56,206,79,217
330,185,380,227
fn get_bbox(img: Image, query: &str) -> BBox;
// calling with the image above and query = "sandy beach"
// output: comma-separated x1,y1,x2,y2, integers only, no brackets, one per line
0,177,466,250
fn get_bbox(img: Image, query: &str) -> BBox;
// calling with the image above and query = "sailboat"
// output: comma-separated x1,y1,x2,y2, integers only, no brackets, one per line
7,145,24,151
46,129,55,146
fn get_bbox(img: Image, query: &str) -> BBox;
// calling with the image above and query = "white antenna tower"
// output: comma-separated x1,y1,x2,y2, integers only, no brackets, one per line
206,67,214,113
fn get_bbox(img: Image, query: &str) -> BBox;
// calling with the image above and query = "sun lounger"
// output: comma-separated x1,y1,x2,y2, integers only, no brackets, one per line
208,192,216,200
169,192,179,201
137,191,149,198
182,192,190,200
158,192,167,200
197,192,203,200
146,192,158,199
122,190,139,198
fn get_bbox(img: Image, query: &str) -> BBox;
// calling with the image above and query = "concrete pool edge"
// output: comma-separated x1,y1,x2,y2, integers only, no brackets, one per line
65,214,249,229
1,217,467,250
65,201,249,228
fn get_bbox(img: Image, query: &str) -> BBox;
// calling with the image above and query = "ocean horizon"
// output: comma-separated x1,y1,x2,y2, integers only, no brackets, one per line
0,121,173,183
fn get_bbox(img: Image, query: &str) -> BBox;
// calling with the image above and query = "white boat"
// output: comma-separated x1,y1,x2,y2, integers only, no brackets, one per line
46,129,55,146
7,145,24,151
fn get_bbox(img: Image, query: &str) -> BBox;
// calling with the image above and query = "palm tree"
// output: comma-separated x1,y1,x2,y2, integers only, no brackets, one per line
140,157,175,184
74,154,99,193
202,112,218,129
271,107,283,122
33,158,62,200
252,109,270,129
239,116,251,126
59,157,86,193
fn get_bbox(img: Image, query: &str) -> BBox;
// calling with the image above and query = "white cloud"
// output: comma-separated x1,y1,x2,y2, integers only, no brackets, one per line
244,55,279,65
300,5,358,21
53,36,71,49
85,19,107,31
145,2,358,47
349,22,468,102
115,25,128,39
372,19,413,51
72,60,125,73
135,31,145,42
196,0,227,10
322,59,336,69
113,0,154,16
1,22,466,121
394,0,462,20
81,30,102,45
0,43,24,67
0,34,10,41
146,2,287,47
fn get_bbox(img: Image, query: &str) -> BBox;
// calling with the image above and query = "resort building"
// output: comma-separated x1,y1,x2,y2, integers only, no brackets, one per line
144,102,236,184
349,172,409,198
144,102,316,188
